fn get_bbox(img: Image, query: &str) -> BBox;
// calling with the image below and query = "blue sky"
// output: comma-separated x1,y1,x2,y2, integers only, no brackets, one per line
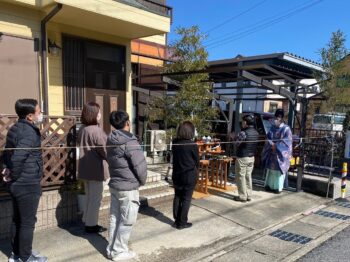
167,0,350,63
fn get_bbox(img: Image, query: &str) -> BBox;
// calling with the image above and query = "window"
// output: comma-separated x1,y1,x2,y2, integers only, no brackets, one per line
334,115,346,125
85,42,126,91
269,102,278,113
313,115,332,124
62,37,85,112
62,36,126,113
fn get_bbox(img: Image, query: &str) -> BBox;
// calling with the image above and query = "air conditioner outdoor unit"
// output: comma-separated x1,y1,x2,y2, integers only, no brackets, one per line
146,130,167,152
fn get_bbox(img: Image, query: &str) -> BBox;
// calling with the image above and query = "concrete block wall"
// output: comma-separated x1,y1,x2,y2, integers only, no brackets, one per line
0,189,78,240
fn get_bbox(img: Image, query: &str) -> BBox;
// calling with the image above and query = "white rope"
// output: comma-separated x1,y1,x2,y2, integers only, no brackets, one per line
0,135,334,152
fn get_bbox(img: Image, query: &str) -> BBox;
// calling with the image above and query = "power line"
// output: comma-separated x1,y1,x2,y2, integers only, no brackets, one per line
205,0,268,34
205,0,323,50
204,0,319,46
204,0,321,47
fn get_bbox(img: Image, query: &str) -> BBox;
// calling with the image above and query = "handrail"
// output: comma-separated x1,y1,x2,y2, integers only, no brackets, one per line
134,0,173,22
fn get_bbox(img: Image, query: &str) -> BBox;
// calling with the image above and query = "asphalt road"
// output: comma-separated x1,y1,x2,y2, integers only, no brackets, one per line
299,225,350,262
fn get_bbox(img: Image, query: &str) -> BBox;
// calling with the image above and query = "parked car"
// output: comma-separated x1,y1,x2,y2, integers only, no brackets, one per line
312,113,346,132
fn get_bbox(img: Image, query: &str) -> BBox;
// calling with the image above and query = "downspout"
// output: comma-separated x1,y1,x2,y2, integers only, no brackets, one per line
41,4,62,114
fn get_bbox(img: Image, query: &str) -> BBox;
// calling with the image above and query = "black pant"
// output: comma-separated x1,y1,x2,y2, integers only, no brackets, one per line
10,183,41,261
173,187,194,226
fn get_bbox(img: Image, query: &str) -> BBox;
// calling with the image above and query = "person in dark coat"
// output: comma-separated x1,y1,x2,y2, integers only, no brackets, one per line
172,121,199,230
2,99,47,262
233,114,259,202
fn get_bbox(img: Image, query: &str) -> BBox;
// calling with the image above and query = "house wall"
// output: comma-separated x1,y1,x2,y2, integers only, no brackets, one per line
0,2,41,38
0,2,43,112
46,22,132,116
0,1,169,118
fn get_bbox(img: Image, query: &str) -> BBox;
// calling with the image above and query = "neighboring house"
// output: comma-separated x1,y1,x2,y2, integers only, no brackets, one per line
131,34,169,137
0,0,171,132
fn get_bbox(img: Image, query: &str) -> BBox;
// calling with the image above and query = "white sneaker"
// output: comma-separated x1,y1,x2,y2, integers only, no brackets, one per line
9,251,41,262
112,251,136,261
8,252,17,262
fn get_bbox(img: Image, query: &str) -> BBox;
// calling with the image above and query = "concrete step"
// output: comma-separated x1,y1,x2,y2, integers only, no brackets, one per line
99,181,173,210
99,191,174,210
139,180,170,195
140,189,174,207
102,181,170,198
289,173,348,199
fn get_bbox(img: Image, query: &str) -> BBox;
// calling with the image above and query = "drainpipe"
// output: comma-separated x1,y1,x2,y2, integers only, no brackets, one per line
41,4,62,115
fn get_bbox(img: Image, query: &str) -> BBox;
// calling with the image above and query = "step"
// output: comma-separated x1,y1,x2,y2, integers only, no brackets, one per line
102,181,170,198
99,182,172,210
100,191,175,210
140,189,174,207
288,173,349,199
139,181,170,195
102,171,163,193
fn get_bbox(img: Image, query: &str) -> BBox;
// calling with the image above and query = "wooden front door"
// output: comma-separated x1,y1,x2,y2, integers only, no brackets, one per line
85,89,125,133
84,40,126,133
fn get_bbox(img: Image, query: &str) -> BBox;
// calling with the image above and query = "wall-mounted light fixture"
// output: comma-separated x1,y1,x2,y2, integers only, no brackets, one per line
48,39,61,56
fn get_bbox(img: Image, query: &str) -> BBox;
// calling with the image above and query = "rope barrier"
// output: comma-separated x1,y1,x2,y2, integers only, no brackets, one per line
0,135,337,152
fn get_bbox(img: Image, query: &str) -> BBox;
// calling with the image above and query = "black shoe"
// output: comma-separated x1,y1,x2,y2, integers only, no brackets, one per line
233,196,247,202
172,222,177,228
85,225,106,233
273,190,282,194
247,198,252,202
176,223,192,230
265,186,272,192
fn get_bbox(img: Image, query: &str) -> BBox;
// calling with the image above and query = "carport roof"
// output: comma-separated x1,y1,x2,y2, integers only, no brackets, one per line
208,52,323,83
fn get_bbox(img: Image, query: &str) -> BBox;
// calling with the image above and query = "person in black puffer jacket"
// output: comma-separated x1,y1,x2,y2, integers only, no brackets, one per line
172,121,199,230
233,114,259,203
2,99,47,262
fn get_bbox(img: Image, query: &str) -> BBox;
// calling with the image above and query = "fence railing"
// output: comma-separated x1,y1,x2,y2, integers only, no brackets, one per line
294,128,345,177
118,0,173,21
0,115,76,190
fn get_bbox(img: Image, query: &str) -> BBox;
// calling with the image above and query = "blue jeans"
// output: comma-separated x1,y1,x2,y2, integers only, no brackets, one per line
106,189,140,257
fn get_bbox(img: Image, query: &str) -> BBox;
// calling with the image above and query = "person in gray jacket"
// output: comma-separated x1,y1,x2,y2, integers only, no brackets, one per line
106,110,147,261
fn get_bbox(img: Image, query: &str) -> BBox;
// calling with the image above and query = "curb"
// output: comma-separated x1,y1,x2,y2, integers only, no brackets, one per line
182,200,333,262
281,217,350,262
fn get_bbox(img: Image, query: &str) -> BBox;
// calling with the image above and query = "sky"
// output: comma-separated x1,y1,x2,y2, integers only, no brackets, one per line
167,0,350,63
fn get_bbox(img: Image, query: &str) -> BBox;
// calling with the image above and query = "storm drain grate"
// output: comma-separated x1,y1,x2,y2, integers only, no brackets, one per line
335,202,350,209
314,210,350,220
269,230,312,244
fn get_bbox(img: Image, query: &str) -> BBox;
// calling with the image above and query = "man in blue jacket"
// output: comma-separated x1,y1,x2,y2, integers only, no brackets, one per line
2,99,47,262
